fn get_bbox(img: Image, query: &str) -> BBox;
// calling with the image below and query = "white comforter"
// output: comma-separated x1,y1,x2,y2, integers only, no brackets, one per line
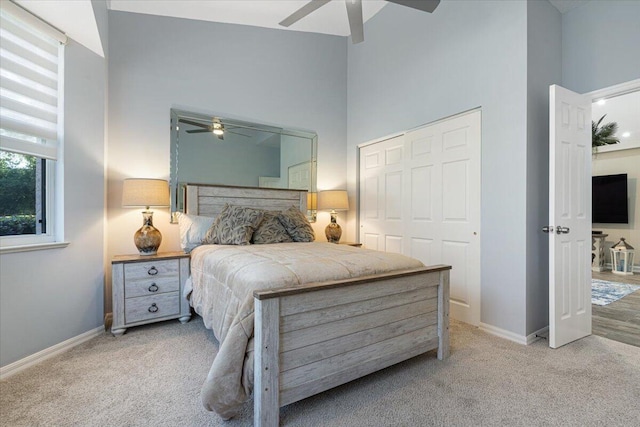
186,242,424,419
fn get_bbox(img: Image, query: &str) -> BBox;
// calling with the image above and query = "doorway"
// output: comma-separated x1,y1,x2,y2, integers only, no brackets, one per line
587,79,640,347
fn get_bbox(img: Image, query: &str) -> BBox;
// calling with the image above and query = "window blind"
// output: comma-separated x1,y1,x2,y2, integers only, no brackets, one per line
0,1,66,161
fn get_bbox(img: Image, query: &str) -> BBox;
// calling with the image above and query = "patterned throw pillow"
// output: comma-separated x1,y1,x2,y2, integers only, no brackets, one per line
202,204,264,245
252,211,293,244
277,205,315,242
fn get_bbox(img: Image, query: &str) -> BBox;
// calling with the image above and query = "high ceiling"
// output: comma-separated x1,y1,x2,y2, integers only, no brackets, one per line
108,0,388,38
108,1,591,38
18,2,636,147
15,1,593,58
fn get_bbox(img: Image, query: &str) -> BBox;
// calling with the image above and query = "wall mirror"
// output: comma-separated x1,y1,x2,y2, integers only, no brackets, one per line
170,109,318,222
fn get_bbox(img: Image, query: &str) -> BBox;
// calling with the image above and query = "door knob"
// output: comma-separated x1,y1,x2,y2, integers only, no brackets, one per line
556,226,570,234
542,226,554,233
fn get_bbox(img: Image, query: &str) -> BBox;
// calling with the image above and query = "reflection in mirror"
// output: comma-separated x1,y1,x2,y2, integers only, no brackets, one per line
170,109,317,222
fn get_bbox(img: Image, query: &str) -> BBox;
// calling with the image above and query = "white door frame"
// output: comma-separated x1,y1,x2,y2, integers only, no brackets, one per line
585,78,640,105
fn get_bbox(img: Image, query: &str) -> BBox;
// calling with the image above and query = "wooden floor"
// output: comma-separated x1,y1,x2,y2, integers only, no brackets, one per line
592,271,640,348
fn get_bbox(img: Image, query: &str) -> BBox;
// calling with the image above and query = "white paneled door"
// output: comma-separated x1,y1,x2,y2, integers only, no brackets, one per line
548,85,592,348
359,110,481,325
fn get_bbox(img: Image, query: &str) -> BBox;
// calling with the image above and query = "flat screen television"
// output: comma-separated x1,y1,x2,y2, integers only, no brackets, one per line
592,174,628,224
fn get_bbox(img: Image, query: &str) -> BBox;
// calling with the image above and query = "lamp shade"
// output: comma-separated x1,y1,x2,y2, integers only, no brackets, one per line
318,190,349,211
122,178,169,208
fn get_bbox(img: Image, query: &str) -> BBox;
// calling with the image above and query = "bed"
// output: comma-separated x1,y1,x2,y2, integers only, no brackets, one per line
183,183,450,427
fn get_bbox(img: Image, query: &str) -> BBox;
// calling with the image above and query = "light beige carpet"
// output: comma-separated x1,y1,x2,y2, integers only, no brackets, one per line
1,317,639,426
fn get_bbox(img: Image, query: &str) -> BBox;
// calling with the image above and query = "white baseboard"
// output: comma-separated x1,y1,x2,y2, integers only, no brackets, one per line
526,326,549,345
479,322,528,345
0,326,104,380
479,323,549,346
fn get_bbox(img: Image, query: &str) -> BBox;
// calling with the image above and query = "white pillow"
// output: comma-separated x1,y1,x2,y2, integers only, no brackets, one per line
176,212,216,252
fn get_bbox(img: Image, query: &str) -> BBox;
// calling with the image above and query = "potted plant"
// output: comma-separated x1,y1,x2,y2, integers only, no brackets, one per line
592,114,620,153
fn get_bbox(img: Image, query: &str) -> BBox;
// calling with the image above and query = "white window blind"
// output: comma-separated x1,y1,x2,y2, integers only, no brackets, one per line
0,1,66,160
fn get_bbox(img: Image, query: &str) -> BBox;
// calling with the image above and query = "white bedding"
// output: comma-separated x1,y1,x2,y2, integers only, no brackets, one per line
187,242,424,418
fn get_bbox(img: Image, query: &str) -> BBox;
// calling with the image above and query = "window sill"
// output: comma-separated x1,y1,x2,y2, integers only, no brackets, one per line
0,241,70,255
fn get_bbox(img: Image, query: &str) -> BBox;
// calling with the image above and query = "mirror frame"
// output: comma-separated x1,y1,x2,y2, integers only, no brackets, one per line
170,109,318,222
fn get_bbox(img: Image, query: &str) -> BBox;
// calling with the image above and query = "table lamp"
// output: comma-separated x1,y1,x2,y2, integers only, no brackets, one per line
318,190,349,243
122,178,169,255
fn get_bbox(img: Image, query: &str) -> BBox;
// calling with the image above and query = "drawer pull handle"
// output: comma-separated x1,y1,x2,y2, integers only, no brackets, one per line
148,283,159,292
147,266,158,276
148,303,159,313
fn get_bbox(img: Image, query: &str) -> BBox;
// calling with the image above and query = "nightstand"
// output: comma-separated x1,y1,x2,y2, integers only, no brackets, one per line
339,242,362,247
111,251,191,336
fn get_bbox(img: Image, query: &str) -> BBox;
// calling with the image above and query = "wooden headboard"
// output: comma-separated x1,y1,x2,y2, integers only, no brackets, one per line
185,184,308,216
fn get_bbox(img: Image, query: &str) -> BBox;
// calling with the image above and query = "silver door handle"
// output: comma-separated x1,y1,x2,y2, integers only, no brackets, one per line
556,226,570,234
542,226,554,233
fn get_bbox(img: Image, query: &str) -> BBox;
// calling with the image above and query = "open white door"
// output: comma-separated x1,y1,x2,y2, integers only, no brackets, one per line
548,85,592,349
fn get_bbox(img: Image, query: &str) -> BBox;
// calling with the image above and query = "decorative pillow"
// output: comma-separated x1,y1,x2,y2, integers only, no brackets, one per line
252,211,293,244
176,212,216,253
277,205,315,242
202,204,264,245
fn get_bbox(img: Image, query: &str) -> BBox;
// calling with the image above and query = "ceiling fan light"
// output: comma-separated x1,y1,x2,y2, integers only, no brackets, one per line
213,128,224,135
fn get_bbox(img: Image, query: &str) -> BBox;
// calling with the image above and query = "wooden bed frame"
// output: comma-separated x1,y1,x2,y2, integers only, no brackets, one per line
184,184,450,427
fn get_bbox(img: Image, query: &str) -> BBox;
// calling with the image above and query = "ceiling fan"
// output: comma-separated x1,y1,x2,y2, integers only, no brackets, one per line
179,118,251,141
279,0,440,44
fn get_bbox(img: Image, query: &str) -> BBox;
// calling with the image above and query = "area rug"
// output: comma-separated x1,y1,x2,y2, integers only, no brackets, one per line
592,279,640,306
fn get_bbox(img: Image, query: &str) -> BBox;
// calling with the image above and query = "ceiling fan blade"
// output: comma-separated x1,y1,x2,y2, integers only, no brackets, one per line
345,0,364,44
385,0,440,14
179,118,211,129
279,0,331,27
186,129,212,134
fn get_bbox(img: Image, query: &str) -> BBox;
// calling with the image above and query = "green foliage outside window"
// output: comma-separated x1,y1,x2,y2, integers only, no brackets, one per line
0,151,37,235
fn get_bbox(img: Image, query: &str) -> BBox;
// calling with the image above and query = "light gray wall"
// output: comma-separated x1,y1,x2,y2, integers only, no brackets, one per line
525,0,562,335
3,0,638,370
106,12,347,314
347,0,529,335
562,0,640,93
0,37,107,366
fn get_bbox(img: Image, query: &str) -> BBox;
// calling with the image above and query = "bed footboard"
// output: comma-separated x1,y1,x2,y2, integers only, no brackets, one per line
253,264,451,427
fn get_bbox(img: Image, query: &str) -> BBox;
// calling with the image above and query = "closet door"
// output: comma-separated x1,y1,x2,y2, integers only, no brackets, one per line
359,110,481,325
359,135,405,252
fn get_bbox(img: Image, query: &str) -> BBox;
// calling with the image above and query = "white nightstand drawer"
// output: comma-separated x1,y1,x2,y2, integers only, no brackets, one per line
125,292,180,324
112,252,191,337
124,276,180,298
124,259,179,281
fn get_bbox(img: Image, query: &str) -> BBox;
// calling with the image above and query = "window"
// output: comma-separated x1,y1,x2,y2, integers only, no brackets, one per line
0,1,66,249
